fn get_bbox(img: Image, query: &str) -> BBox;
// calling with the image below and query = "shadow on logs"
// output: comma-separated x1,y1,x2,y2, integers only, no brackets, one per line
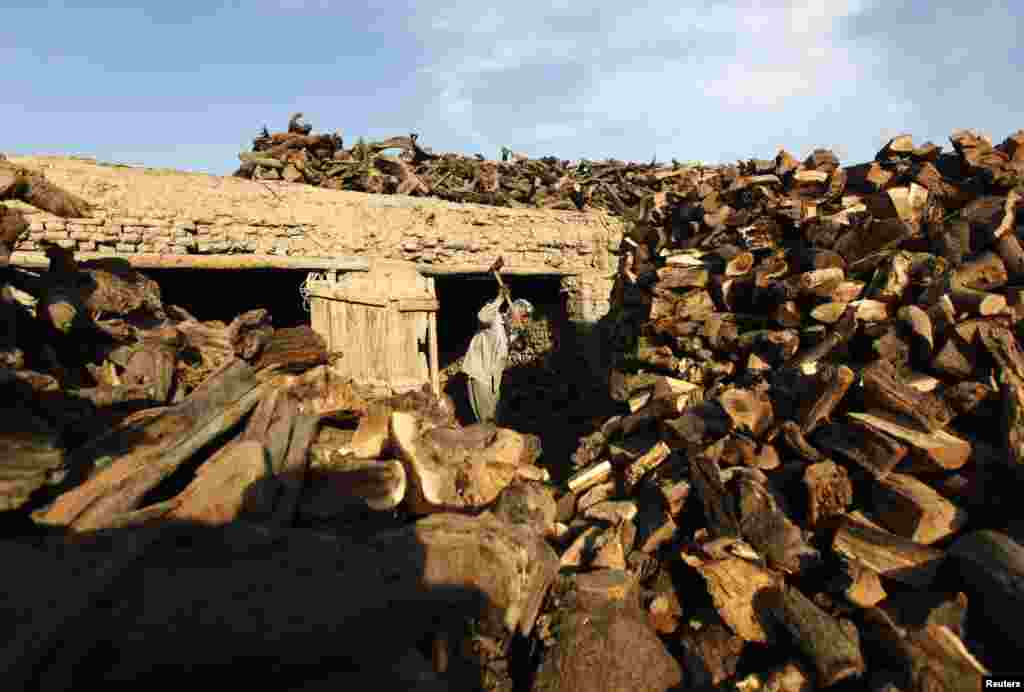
0,465,558,691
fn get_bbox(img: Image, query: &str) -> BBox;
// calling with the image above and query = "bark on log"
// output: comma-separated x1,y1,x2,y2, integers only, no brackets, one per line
253,325,327,373
940,380,995,419
765,583,866,687
680,553,781,644
948,530,1024,646
861,359,950,432
0,404,66,511
571,569,641,612
610,385,704,440
731,470,820,574
773,300,802,328
861,607,989,692
930,331,978,380
374,155,431,196
848,411,971,473
812,421,907,480
975,325,1024,474
240,384,299,492
0,521,167,690
649,266,710,289
678,621,746,688
870,323,912,366
903,624,989,692
804,460,853,527
0,160,92,217
716,434,781,471
622,441,671,492
954,250,1008,291
271,412,320,526
74,258,165,318
989,190,1024,279
560,521,630,571
994,367,1024,476
867,251,912,304
0,205,30,264
146,440,272,525
926,294,957,335
532,600,684,692
778,420,829,463
176,309,273,364
0,512,559,687
33,359,267,532
786,305,857,369
689,450,742,539
833,516,945,588
795,363,856,434
878,590,969,637
871,472,969,545
65,383,163,408
119,338,178,404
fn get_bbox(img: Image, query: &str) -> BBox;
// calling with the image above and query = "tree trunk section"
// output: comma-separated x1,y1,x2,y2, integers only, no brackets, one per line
33,359,266,532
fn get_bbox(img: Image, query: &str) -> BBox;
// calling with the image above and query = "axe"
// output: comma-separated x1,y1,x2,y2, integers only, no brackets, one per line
489,256,507,292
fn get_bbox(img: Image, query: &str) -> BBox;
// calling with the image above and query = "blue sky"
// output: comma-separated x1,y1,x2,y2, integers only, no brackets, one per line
2,0,1021,174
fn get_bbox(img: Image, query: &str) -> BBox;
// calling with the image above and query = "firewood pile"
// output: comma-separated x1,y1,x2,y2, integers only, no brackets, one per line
233,113,713,214
537,128,1024,691
0,164,562,689
0,252,335,512
5,128,1024,690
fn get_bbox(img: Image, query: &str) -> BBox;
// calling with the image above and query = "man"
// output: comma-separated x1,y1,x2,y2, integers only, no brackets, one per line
461,285,533,424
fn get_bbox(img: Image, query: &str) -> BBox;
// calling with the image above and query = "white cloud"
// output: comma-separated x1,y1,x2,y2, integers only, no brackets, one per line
699,65,815,108
400,0,1022,164
534,122,580,142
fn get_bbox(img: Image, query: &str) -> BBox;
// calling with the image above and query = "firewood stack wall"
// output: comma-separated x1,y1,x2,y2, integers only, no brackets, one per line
544,127,1024,689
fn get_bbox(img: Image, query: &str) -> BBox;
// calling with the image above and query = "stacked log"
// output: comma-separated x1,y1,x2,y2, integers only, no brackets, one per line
233,114,718,215
533,128,1024,690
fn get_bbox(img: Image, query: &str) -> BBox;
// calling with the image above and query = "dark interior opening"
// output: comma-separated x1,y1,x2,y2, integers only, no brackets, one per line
145,268,311,328
434,273,618,480
433,273,567,370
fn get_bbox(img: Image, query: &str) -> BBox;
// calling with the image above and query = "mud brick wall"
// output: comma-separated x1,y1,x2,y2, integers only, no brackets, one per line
14,213,310,257
7,156,624,274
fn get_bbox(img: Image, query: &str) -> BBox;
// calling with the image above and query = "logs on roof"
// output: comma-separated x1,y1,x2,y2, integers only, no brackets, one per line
233,114,721,214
